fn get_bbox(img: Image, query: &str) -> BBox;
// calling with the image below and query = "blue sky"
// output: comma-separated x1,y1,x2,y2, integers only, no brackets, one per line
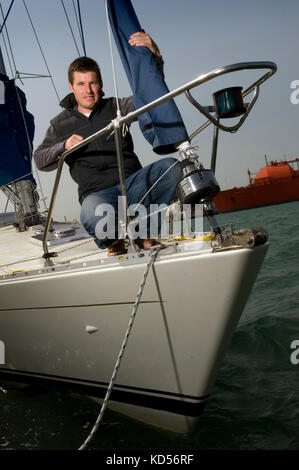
1,0,298,218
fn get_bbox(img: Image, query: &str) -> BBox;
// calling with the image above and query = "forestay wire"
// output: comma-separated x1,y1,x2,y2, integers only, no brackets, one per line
104,0,121,118
60,0,81,57
0,0,14,36
77,0,86,56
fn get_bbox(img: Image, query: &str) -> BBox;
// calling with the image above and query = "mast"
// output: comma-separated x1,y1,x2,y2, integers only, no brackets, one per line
0,47,6,75
264,154,268,167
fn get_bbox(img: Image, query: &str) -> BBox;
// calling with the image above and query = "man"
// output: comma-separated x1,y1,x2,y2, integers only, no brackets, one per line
34,32,182,256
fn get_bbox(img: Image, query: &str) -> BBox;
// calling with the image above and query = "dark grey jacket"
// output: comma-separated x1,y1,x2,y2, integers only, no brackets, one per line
34,94,142,203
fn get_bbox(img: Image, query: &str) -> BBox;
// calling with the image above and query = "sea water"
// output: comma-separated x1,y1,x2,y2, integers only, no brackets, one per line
0,201,298,451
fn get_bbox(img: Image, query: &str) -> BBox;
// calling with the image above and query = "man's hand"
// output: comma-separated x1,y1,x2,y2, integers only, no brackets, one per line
64,134,84,150
128,32,161,57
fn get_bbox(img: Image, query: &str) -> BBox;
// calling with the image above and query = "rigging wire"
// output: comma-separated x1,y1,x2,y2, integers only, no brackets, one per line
0,0,49,211
134,159,180,212
22,0,60,102
13,83,33,155
0,2,41,211
13,81,48,211
0,31,13,77
76,0,86,56
60,0,81,57
0,1,17,77
14,71,51,79
104,0,121,118
0,1,53,211
0,0,14,36
72,0,82,46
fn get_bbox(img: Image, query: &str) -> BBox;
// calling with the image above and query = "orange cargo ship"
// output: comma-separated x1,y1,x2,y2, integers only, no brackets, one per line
214,156,299,213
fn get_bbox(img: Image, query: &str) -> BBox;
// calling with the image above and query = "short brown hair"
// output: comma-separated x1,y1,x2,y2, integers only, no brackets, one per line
68,56,102,85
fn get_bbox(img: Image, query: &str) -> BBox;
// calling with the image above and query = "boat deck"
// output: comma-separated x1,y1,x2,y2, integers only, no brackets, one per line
0,219,214,278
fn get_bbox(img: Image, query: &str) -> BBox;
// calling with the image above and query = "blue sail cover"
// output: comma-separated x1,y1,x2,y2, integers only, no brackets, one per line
0,73,35,186
107,0,188,155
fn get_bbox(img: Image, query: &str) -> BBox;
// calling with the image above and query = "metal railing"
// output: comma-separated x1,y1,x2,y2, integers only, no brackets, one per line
42,61,277,262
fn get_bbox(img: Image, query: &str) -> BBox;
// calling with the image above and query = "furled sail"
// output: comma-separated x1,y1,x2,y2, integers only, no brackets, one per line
107,0,189,155
0,73,35,186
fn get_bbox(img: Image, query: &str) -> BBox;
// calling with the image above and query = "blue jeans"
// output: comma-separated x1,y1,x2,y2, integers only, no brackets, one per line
80,157,181,248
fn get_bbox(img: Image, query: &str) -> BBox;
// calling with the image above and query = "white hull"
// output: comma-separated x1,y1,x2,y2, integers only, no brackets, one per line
0,225,268,433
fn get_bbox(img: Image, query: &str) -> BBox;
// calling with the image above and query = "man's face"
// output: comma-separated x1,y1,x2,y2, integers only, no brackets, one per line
68,71,102,114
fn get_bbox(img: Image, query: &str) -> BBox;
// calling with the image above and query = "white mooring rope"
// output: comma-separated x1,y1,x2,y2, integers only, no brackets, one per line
78,246,161,450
